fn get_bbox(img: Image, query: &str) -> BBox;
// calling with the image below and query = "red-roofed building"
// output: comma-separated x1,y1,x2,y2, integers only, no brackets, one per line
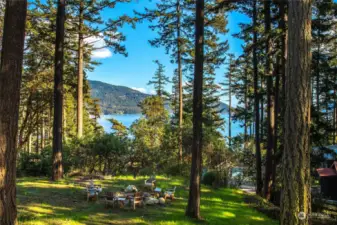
317,161,337,200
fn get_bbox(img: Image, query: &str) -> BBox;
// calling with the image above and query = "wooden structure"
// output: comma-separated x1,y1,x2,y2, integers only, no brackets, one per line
131,192,144,210
317,161,337,200
104,192,117,208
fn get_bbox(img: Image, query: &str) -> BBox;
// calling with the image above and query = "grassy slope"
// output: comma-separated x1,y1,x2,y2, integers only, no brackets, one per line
17,176,278,225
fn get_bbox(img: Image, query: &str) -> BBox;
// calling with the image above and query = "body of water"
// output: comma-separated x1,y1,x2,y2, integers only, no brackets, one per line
98,114,244,137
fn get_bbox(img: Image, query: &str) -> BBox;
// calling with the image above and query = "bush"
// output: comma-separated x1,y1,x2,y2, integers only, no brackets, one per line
139,167,155,176
17,147,71,177
164,163,190,177
17,152,50,177
202,171,217,186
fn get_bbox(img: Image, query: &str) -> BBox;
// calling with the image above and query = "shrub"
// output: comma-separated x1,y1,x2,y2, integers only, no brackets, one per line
202,171,217,186
139,167,155,176
17,147,71,177
164,163,190,177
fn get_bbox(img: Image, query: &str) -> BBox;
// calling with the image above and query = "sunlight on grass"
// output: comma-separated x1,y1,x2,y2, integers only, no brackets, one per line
223,211,236,218
251,216,265,221
17,176,278,225
26,205,53,214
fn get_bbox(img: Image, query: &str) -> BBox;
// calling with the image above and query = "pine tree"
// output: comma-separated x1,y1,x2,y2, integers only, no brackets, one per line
0,0,27,223
221,54,235,149
67,0,132,138
252,0,263,196
186,0,204,219
52,0,66,181
264,0,275,201
281,0,312,224
148,60,170,98
136,0,189,163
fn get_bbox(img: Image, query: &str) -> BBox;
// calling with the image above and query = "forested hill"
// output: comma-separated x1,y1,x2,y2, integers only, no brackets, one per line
89,80,229,115
89,80,149,114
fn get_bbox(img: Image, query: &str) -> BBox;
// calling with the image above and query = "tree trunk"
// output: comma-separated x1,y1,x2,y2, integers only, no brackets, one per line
0,0,27,223
316,16,321,113
244,61,248,149
177,0,183,164
281,0,312,224
228,57,232,149
63,105,67,143
253,0,263,196
272,56,280,199
185,0,204,219
77,0,84,139
264,0,275,201
52,0,65,181
28,133,32,154
41,113,45,150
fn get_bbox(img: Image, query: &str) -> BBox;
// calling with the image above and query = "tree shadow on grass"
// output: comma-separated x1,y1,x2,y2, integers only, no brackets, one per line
17,177,277,225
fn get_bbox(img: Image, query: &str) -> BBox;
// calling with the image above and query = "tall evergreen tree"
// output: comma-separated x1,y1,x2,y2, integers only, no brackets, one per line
281,0,312,224
148,60,170,98
186,0,204,219
68,0,131,138
136,0,189,163
264,0,275,200
0,0,27,223
52,0,66,181
252,0,263,196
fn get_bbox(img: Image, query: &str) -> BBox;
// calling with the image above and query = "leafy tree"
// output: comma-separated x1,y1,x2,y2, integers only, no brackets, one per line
130,96,169,173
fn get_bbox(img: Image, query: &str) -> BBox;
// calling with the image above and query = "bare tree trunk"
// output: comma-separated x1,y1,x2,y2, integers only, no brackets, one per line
177,0,183,164
0,0,27,223
272,56,280,198
28,133,32,154
41,113,45,150
77,0,84,139
264,0,275,201
253,0,263,196
281,0,312,224
63,105,66,144
228,56,233,149
244,61,248,149
185,0,204,219
52,0,65,181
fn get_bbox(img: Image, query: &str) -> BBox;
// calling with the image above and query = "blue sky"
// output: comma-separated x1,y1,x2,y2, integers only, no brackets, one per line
87,1,249,104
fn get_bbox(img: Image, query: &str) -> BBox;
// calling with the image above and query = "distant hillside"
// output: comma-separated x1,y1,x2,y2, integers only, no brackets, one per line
89,80,149,114
89,80,230,115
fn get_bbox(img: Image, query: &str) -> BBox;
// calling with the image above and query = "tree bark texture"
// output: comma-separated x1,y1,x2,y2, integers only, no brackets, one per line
0,0,27,223
281,0,312,224
185,0,204,219
253,0,263,196
52,0,65,181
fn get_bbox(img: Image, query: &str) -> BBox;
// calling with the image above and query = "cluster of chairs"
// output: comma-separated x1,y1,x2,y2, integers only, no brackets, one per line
84,178,177,210
104,192,144,210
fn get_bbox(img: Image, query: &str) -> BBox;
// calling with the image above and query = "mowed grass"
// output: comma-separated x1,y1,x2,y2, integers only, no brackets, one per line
17,176,278,225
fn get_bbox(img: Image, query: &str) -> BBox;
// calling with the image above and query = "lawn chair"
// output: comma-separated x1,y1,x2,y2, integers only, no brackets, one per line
87,188,98,202
144,178,156,191
104,192,117,208
164,187,176,201
131,192,144,210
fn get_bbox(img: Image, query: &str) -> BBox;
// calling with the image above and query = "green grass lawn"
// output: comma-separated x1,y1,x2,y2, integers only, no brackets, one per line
17,176,278,225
